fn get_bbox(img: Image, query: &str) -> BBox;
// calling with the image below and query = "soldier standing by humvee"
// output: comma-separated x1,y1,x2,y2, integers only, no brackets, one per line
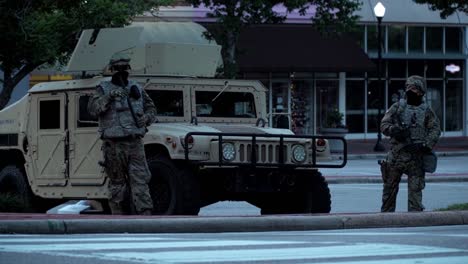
380,75,441,212
88,54,157,215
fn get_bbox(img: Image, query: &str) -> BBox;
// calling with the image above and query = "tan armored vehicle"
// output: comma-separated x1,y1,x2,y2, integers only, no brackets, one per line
0,22,346,215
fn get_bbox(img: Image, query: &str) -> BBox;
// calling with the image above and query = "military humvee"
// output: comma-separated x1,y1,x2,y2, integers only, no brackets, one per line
0,22,346,215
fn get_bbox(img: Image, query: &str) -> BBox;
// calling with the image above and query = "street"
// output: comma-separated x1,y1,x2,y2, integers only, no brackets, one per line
199,156,468,216
1,225,468,263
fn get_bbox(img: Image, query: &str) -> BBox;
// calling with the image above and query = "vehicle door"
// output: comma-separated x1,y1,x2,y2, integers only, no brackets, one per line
28,93,67,186
67,91,105,186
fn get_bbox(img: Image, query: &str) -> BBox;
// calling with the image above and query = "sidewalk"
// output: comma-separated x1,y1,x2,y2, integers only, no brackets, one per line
346,136,468,159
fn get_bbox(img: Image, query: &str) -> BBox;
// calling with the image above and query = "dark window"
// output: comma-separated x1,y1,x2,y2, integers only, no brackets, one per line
445,27,462,53
408,27,424,52
388,25,405,53
77,96,98,127
426,60,444,78
367,25,379,52
388,60,406,78
345,80,365,133
147,90,184,117
40,100,61,129
195,91,256,118
408,60,425,76
426,27,443,52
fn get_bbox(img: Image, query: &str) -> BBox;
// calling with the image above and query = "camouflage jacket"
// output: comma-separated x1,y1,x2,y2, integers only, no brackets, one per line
381,99,441,154
88,80,157,139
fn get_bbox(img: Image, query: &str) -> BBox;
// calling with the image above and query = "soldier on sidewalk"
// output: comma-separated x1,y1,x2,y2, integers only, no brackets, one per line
380,75,441,212
88,53,157,215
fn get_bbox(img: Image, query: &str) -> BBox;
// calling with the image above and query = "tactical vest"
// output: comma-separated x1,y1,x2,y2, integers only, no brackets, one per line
398,100,428,144
98,80,146,139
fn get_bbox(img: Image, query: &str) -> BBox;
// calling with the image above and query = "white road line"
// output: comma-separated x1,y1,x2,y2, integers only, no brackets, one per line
0,237,177,243
0,239,303,252
303,256,468,264
98,243,465,263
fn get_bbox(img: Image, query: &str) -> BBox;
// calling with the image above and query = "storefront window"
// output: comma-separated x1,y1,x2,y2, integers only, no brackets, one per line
291,80,313,134
408,60,425,76
445,27,462,53
445,80,463,131
426,81,443,127
426,60,444,78
426,27,443,53
345,80,365,133
388,60,406,78
271,81,290,129
367,25,378,52
408,26,424,53
388,25,405,53
367,79,384,133
316,80,339,130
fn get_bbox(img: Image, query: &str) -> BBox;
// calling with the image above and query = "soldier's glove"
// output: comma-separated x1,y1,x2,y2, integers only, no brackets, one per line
109,88,128,99
388,125,409,141
137,114,149,128
402,143,430,154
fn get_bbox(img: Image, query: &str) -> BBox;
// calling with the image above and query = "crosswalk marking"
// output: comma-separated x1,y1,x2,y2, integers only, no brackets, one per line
98,243,464,263
1,234,467,264
0,239,304,252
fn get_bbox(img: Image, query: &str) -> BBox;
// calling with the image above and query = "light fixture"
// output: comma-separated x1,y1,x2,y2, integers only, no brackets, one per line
373,2,386,18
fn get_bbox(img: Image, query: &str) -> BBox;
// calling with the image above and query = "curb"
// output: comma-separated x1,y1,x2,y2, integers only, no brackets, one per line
347,151,468,160
325,175,468,184
0,211,467,234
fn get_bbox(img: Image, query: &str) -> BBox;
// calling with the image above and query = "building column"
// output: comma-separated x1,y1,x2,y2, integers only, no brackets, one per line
339,72,346,126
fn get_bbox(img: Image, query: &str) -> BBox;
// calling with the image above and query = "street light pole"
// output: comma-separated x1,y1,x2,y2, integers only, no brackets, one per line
373,2,385,152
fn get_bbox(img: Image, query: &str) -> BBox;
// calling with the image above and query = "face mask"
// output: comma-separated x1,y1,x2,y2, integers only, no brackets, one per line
111,71,129,87
406,90,422,106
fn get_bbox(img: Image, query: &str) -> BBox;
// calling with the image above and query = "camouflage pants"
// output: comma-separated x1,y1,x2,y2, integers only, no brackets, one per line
381,152,425,212
103,138,153,214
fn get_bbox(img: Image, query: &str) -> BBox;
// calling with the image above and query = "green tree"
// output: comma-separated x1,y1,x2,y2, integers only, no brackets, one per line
188,0,361,78
413,0,467,18
0,0,173,110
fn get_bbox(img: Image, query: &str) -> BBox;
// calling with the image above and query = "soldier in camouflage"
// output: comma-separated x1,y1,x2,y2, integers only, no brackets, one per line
380,75,441,212
88,53,157,215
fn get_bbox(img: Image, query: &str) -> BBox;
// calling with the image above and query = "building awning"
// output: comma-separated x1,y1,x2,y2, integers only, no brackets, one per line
237,25,375,73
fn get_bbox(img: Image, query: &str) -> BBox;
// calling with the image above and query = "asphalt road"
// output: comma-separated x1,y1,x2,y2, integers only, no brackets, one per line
199,182,468,216
1,225,467,263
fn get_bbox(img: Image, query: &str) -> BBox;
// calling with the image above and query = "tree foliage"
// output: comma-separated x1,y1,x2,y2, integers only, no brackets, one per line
0,0,172,110
188,0,361,78
413,0,468,18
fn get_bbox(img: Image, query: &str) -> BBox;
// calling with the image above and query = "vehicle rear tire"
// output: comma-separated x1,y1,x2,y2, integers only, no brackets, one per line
259,171,331,215
148,156,200,215
0,165,33,212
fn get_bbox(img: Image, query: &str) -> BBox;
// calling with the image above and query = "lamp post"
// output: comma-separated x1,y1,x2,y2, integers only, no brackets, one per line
373,1,386,152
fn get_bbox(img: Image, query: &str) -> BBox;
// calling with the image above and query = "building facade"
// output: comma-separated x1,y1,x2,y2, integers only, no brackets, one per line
140,0,468,138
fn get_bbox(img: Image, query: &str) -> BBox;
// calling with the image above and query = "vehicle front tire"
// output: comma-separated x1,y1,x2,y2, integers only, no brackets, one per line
147,156,200,215
0,165,33,212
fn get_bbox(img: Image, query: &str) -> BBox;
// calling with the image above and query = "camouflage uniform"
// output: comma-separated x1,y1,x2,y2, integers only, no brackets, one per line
88,54,157,215
380,75,441,212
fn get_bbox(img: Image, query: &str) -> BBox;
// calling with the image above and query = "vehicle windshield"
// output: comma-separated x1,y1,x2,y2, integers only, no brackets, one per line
195,91,256,118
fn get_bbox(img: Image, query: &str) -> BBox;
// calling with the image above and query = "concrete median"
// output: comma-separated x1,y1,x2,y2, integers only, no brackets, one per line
0,211,467,234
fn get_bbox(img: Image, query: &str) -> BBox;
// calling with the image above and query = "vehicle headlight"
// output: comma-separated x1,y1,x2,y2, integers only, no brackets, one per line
222,143,236,162
292,144,307,163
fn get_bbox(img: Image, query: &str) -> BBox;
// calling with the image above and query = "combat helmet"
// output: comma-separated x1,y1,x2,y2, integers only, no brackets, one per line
108,50,132,72
405,75,426,94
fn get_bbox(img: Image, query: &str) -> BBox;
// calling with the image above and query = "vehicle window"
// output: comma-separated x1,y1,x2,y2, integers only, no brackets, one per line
39,100,61,129
77,96,98,127
195,91,256,118
147,90,184,117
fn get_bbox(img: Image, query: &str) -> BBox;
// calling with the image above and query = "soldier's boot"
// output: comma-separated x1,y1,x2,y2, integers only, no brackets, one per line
139,209,153,215
108,201,125,215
